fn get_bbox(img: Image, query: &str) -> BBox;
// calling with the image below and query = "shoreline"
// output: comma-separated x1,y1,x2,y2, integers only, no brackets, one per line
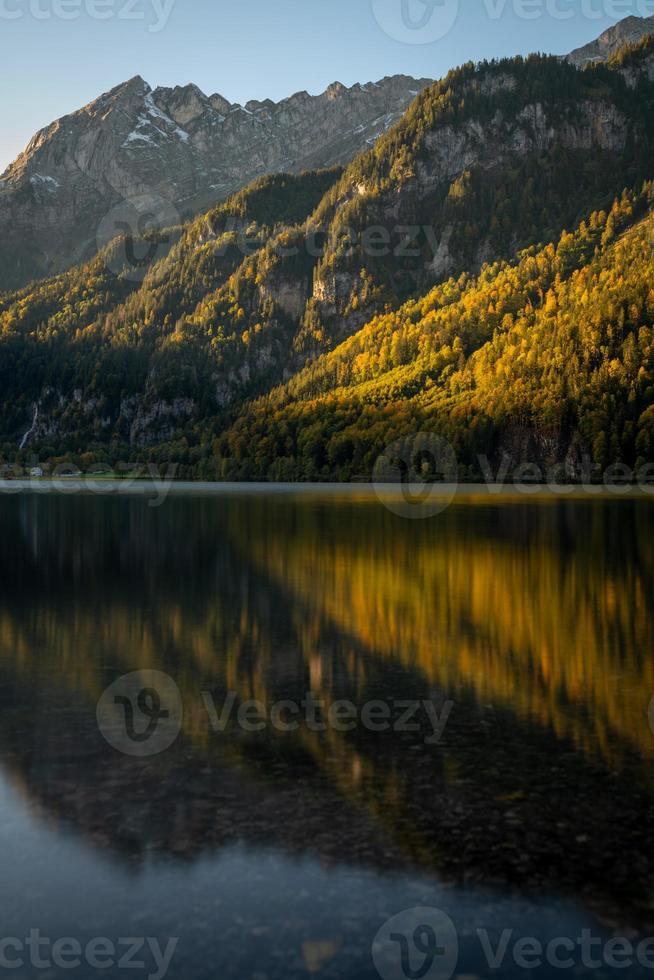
2,478,654,500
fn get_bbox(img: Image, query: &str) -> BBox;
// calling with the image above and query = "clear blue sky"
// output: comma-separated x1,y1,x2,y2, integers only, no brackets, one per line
0,0,643,170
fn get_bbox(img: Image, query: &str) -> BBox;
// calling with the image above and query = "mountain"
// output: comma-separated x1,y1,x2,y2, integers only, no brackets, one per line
3,29,654,478
0,73,430,292
0,165,345,454
568,14,654,66
145,49,654,415
0,16,650,294
221,183,654,481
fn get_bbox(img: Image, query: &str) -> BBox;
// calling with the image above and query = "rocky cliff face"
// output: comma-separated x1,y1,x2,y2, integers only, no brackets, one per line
567,15,654,66
0,73,430,292
303,85,639,347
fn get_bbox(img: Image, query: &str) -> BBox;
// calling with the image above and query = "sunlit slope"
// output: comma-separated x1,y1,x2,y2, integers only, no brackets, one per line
221,185,654,479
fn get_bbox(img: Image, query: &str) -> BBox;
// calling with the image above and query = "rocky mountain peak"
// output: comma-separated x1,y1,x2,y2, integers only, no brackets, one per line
326,81,347,100
152,82,212,126
567,15,654,66
244,98,275,114
111,74,150,95
88,75,152,120
209,93,233,116
0,71,432,291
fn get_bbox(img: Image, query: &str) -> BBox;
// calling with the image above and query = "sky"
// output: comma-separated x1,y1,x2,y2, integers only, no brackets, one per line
0,0,650,170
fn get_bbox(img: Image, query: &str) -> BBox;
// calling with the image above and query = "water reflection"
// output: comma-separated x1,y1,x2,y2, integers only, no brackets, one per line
0,492,653,977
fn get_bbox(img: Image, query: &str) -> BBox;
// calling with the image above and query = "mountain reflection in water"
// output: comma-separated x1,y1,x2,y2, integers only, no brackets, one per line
0,491,653,979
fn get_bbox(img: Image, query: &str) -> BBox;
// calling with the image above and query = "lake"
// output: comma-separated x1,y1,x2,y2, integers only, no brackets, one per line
0,489,653,979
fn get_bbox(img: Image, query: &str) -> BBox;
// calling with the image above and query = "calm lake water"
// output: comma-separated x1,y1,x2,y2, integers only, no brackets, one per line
1,490,654,979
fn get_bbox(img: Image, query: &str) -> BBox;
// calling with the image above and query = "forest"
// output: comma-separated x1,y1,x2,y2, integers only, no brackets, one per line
3,42,654,481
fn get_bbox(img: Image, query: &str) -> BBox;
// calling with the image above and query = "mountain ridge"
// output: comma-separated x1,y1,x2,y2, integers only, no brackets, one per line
0,71,430,292
3,15,654,295
567,14,654,66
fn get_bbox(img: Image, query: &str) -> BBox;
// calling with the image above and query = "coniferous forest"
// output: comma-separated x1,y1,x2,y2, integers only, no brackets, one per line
4,42,654,480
